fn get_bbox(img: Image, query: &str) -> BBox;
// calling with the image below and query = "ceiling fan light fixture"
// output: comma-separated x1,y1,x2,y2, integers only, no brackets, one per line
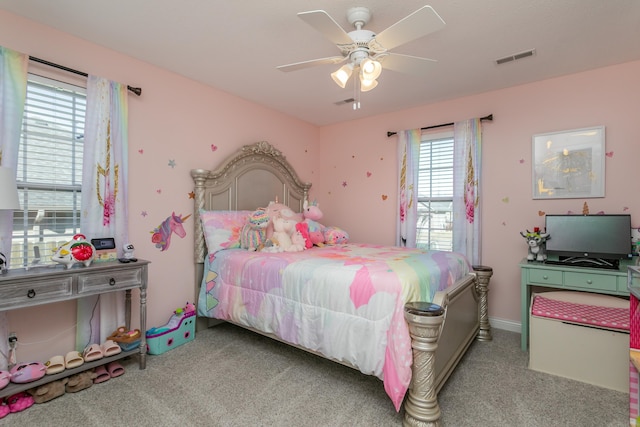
331,63,353,88
359,75,378,92
360,58,382,81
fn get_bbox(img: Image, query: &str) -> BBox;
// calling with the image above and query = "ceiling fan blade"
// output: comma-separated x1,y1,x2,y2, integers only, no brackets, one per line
298,10,353,46
277,56,345,72
378,53,437,76
374,6,446,51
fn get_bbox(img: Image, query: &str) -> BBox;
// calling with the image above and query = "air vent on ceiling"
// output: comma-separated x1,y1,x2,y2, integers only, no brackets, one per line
495,49,536,65
334,98,356,106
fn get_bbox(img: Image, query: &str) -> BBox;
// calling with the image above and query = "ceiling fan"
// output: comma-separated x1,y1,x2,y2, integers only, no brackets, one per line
276,5,446,95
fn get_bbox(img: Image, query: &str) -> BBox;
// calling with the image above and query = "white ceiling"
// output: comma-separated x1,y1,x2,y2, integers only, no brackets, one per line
2,0,639,126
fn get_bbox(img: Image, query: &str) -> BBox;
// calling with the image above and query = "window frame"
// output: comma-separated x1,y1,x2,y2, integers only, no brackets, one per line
10,74,86,268
416,130,454,251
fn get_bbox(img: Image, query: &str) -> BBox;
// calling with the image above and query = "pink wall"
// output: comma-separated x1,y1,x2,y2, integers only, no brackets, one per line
0,11,319,362
1,10,638,362
317,61,640,325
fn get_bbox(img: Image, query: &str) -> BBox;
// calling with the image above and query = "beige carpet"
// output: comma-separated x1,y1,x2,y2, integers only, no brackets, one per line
2,324,628,426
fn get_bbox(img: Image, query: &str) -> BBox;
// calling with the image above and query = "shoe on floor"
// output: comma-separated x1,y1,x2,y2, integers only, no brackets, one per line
65,351,84,369
6,392,34,413
93,366,110,384
106,361,125,378
44,355,65,375
83,344,103,362
0,400,9,419
101,340,122,357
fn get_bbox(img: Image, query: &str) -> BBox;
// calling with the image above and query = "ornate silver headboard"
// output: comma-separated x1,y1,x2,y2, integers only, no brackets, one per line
191,141,311,264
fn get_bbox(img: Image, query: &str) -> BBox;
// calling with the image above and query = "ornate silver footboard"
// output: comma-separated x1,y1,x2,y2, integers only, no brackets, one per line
403,266,493,426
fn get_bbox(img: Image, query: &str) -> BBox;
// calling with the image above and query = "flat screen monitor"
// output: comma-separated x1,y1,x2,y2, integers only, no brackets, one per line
544,214,632,264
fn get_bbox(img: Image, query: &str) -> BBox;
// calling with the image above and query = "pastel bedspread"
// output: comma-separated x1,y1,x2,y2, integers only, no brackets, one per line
198,243,470,410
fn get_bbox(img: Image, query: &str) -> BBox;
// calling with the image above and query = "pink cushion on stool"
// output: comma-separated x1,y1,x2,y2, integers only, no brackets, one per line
532,294,629,331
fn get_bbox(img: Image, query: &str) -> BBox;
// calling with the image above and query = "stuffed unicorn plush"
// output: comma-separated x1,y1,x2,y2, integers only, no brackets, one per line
303,200,326,246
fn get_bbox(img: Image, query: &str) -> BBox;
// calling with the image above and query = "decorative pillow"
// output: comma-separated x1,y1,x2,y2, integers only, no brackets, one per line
323,226,349,245
200,210,251,255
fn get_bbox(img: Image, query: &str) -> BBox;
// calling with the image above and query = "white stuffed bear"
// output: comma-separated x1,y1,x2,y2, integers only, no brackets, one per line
269,216,304,252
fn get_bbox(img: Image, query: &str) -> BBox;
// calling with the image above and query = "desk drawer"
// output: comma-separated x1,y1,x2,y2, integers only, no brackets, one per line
528,269,563,285
0,278,73,309
565,271,617,292
77,268,142,294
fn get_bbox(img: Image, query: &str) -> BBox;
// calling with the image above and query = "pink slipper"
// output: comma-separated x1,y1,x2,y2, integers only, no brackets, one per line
106,361,125,378
9,362,46,383
93,365,110,384
6,392,34,413
0,400,9,419
0,370,10,389
83,343,103,362
101,340,122,357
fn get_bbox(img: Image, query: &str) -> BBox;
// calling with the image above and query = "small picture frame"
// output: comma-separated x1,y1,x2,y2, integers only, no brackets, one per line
532,126,605,199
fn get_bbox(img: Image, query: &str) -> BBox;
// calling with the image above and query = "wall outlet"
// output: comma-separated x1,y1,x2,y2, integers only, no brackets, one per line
8,332,17,346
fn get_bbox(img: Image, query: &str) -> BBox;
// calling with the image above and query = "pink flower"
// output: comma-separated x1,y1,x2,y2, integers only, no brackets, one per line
465,183,475,224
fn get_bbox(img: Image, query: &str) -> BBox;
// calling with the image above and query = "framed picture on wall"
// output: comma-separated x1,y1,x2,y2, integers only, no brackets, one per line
532,126,605,199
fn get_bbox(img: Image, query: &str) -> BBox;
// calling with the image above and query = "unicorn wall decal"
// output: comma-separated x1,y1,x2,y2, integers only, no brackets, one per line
151,212,191,251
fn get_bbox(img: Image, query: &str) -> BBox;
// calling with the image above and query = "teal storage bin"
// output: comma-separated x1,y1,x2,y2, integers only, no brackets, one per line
146,304,196,355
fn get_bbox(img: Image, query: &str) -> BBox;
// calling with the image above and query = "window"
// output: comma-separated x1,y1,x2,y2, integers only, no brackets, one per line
10,75,86,268
416,132,454,251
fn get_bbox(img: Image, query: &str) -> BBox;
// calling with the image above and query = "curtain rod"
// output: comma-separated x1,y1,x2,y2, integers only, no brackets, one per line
29,56,142,96
386,114,493,138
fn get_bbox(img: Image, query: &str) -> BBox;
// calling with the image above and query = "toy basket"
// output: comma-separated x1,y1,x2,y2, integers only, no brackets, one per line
146,303,196,355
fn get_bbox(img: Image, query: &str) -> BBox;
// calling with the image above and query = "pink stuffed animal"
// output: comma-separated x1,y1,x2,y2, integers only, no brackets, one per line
303,200,326,247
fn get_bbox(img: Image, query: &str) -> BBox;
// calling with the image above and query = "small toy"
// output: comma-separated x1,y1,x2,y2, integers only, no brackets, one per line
146,302,196,355
265,215,304,252
27,378,68,404
265,201,303,239
9,361,46,384
240,209,269,251
324,226,350,245
303,200,327,246
122,243,137,261
51,234,95,269
66,370,97,393
295,222,313,249
520,228,550,262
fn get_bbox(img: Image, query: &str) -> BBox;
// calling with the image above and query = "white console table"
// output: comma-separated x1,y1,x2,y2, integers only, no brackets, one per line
0,260,149,398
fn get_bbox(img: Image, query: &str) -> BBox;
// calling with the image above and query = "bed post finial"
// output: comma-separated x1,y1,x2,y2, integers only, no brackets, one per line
472,265,493,341
403,302,446,427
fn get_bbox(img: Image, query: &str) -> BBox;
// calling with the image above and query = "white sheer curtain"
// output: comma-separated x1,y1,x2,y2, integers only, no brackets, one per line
452,118,483,265
0,46,28,370
76,75,129,350
396,129,421,247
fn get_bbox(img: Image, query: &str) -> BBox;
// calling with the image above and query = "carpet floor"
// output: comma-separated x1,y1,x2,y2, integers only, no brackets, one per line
2,324,628,426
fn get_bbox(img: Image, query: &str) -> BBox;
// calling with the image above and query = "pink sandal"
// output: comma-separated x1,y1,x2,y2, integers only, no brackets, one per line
106,361,125,378
93,365,110,384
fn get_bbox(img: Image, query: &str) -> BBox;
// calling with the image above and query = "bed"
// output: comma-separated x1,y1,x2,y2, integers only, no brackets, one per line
191,141,493,426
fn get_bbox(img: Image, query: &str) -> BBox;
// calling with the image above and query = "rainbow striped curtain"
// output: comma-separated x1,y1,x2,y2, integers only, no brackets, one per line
453,118,483,265
0,46,28,370
76,76,130,350
396,129,421,247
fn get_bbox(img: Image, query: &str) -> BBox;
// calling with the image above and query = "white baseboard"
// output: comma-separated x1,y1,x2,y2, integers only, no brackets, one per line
489,316,521,333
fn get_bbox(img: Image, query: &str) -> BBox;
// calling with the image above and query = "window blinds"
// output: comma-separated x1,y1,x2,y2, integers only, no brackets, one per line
11,76,86,267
